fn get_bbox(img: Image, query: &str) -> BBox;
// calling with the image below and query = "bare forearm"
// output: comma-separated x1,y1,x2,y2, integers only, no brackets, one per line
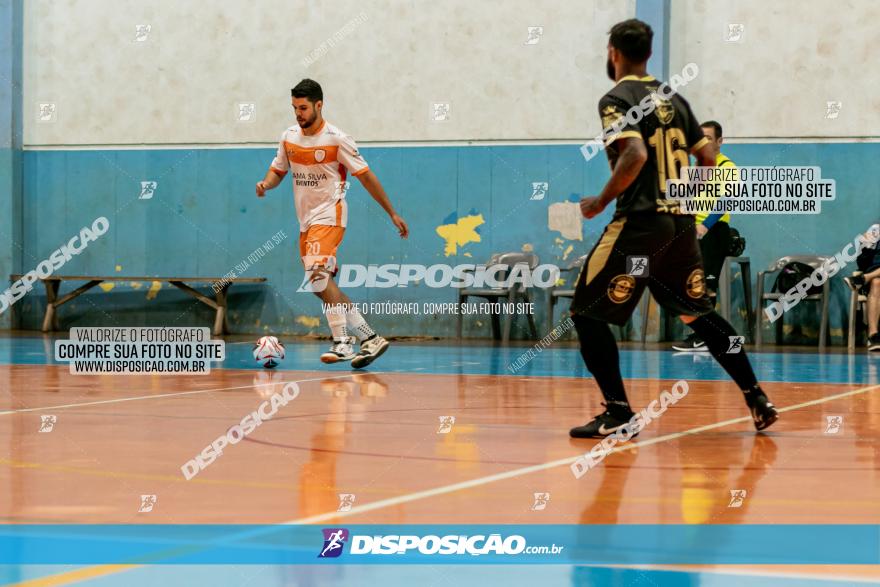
355,170,409,237
694,144,718,225
695,145,716,168
262,170,283,189
598,144,647,206
358,171,397,216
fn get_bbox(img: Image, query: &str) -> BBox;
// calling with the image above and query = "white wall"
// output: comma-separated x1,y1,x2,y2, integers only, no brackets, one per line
669,0,880,138
23,0,634,146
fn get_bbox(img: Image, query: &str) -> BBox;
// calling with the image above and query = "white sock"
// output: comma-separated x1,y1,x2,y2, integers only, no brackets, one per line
324,305,348,341
346,306,376,341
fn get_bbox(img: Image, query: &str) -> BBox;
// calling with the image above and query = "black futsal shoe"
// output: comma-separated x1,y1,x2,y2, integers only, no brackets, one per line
570,409,637,439
747,388,779,431
672,333,708,352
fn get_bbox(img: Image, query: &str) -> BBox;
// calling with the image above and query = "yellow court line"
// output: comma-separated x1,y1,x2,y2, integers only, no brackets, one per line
6,455,876,515
0,459,400,496
11,565,139,586
11,382,880,587
588,564,880,584
0,458,298,490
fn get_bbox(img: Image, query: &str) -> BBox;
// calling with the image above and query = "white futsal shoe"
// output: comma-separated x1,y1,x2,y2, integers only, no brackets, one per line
351,335,390,369
320,336,357,364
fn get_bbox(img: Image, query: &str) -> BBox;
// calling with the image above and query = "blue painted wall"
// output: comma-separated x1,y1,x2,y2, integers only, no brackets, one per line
0,0,22,329
15,144,603,339
11,142,879,344
635,0,670,81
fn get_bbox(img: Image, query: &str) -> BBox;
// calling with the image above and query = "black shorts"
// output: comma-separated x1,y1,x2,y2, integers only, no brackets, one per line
570,213,714,325
857,247,880,274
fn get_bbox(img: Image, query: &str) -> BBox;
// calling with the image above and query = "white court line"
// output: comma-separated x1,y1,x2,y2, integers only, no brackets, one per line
284,382,880,525
0,373,359,416
9,381,879,587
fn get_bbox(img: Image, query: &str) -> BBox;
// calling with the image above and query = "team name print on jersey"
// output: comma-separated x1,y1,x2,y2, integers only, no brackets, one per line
293,171,328,188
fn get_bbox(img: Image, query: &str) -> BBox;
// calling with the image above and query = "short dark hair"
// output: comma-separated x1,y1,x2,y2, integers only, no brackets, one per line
291,79,323,103
608,19,653,62
701,120,723,138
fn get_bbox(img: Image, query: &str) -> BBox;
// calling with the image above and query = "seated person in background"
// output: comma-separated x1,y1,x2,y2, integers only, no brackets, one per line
673,121,736,352
846,223,880,352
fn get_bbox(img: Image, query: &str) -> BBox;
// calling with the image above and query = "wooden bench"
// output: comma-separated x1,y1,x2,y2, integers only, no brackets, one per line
9,275,267,335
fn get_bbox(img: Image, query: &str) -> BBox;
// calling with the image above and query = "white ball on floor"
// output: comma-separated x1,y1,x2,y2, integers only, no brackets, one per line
253,335,285,369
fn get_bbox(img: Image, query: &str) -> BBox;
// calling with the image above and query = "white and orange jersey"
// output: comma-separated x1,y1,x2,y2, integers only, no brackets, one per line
268,120,369,232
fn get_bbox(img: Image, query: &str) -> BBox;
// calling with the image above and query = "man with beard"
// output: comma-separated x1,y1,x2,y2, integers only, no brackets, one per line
256,79,409,367
569,19,778,438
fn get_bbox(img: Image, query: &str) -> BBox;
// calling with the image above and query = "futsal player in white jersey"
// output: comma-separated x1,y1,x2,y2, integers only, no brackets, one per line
256,79,409,367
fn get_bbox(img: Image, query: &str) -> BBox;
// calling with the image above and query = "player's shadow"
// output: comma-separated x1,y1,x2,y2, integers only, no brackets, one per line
569,434,778,585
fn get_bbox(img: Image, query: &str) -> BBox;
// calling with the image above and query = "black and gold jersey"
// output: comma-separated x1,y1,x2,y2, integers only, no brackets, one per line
598,75,708,218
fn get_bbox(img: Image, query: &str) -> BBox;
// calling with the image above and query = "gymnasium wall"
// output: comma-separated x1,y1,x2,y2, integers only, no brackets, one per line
0,0,22,331
8,0,880,344
17,142,879,344
22,0,634,144
669,0,880,138
664,0,880,343
13,0,638,340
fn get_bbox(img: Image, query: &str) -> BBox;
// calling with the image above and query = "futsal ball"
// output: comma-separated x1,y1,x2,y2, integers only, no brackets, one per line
253,336,285,369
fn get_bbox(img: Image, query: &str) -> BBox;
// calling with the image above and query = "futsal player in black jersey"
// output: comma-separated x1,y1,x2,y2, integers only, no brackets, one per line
569,19,778,438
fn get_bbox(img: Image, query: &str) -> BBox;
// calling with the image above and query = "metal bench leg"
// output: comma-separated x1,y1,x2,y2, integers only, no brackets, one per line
42,279,103,332
848,290,858,351
214,284,231,335
490,307,501,340
741,261,754,343
755,273,765,350
819,283,830,351
523,289,537,339
640,292,650,343
168,280,222,335
41,280,61,332
456,293,465,339
776,310,784,346
719,258,732,321
502,289,516,343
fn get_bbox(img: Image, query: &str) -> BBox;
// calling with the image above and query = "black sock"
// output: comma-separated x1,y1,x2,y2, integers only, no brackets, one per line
687,312,760,398
572,315,633,418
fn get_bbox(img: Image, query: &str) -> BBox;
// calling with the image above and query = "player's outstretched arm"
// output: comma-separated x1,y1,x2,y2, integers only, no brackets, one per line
693,141,716,168
356,170,409,238
256,170,283,197
693,141,719,236
580,137,647,218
